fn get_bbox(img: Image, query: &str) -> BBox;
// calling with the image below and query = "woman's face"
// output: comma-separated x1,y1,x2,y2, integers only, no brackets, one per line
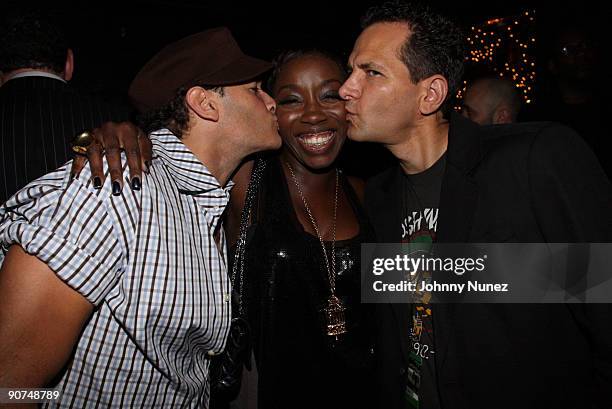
272,54,347,171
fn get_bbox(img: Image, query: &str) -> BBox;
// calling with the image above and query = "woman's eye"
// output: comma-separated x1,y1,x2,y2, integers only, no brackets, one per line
250,87,261,93
277,97,300,105
322,92,343,101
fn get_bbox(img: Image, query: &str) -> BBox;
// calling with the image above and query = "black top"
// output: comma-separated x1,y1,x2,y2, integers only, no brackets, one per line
244,156,376,409
401,154,446,409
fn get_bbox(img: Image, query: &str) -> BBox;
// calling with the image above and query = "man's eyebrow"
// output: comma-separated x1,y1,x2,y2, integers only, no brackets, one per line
357,61,385,72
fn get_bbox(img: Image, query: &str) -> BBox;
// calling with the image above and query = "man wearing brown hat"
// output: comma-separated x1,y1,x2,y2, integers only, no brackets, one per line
0,27,279,408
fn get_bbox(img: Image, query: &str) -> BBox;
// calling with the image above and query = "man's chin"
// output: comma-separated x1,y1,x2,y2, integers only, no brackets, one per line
347,126,366,142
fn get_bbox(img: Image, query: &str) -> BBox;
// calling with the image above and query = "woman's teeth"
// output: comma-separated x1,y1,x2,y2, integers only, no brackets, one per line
299,131,334,147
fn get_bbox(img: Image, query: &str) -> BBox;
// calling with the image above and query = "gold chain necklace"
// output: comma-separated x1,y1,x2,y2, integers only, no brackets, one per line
286,162,347,338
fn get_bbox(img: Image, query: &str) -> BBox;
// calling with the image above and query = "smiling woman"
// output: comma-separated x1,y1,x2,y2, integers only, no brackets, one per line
223,49,377,409
271,51,348,171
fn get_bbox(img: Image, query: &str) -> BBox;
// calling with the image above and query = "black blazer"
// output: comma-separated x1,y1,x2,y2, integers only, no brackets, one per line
365,114,612,409
0,76,129,202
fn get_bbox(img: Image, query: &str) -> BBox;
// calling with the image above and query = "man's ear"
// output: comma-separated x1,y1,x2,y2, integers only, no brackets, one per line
419,75,448,115
185,87,220,122
64,49,74,82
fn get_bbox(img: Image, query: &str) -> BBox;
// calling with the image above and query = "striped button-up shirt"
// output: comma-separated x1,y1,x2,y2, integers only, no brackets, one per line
0,129,233,408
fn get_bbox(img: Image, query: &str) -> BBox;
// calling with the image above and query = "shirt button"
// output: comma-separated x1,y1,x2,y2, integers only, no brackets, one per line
224,293,230,303
207,350,217,357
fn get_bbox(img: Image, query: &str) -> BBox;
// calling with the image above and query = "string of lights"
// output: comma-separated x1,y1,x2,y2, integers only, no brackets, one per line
456,9,537,109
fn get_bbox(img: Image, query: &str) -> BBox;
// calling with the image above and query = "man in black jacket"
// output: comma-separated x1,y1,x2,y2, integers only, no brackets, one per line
339,1,612,408
0,10,128,202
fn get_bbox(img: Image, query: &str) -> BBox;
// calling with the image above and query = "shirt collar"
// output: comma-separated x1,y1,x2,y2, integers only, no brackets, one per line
149,129,234,217
5,70,67,84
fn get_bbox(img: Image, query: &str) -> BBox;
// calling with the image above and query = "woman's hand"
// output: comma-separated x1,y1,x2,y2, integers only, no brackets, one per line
70,122,153,193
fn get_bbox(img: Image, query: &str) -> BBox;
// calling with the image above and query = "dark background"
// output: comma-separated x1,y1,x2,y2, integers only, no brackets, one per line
4,0,611,176
4,0,608,98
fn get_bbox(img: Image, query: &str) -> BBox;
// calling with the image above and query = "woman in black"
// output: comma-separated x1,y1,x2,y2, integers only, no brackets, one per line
226,50,376,409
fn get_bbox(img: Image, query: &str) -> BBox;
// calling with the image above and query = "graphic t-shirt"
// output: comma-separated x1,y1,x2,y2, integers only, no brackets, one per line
400,154,446,409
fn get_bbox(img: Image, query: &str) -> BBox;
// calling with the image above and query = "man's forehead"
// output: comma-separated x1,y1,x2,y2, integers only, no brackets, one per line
349,22,409,64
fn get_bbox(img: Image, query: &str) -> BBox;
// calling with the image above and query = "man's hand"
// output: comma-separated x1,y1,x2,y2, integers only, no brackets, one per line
70,122,153,195
0,246,93,388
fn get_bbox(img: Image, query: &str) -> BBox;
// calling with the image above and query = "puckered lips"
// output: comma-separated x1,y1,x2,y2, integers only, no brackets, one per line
296,129,336,154
345,108,357,126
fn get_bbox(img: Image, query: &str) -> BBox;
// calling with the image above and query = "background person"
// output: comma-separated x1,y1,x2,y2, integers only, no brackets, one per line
461,76,521,125
0,9,129,202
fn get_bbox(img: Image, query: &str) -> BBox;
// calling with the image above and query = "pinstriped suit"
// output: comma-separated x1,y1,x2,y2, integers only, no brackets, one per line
0,75,129,202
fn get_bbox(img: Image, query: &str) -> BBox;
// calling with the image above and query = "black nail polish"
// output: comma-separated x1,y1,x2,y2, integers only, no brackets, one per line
93,177,102,189
112,181,121,196
131,177,141,190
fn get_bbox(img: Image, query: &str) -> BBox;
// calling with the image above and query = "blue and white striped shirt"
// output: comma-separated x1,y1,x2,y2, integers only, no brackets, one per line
0,129,233,408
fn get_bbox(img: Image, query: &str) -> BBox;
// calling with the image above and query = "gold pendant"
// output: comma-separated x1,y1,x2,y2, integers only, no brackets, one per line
323,295,347,337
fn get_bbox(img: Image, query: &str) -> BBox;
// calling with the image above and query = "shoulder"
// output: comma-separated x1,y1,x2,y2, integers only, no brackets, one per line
0,163,129,306
2,153,143,240
1,165,72,218
478,121,587,166
473,122,607,197
2,158,136,226
481,121,580,151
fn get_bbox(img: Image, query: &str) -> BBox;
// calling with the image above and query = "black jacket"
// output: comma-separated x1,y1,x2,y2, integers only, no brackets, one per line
365,114,612,409
0,76,129,202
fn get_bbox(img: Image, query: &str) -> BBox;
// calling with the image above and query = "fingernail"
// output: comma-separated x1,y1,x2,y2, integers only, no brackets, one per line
112,181,121,196
131,177,141,190
93,177,102,189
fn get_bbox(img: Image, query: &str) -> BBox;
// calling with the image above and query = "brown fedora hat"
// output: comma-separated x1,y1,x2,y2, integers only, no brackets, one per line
129,27,271,113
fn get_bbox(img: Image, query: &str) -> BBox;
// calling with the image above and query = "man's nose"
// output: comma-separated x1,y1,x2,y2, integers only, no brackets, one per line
340,74,360,100
261,90,276,113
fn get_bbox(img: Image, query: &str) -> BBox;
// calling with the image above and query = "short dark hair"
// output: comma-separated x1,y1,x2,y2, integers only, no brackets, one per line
361,1,466,109
138,85,224,138
472,77,522,120
0,10,68,73
266,49,347,96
